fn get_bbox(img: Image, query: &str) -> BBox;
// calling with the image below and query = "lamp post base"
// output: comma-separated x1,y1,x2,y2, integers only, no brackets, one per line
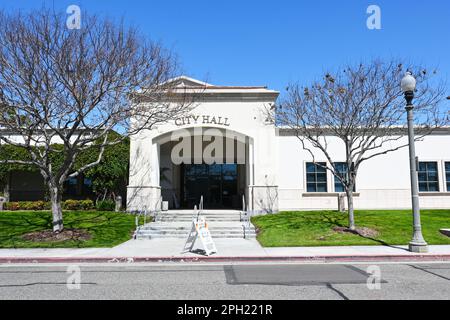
409,242,429,253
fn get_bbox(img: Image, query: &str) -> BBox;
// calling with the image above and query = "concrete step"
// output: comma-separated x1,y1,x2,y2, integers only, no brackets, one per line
158,213,242,216
135,225,256,239
139,227,255,232
137,227,256,233
135,234,256,240
138,222,255,228
135,234,256,239
155,218,241,222
157,219,243,222
139,227,255,231
157,216,242,219
137,229,256,234
157,215,242,218
157,214,240,216
135,229,256,237
156,214,242,219
160,210,243,214
134,209,256,239
136,233,256,239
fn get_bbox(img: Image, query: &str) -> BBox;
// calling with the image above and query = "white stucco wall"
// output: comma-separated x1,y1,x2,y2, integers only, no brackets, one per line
276,133,450,210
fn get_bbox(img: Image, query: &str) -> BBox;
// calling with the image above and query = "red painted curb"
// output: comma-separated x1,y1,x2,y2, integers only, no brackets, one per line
1,254,450,264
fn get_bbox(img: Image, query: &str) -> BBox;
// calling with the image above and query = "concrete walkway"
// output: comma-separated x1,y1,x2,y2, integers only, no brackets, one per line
0,238,450,263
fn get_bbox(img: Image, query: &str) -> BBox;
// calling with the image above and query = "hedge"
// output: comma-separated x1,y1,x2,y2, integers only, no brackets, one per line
3,199,95,211
4,201,50,211
62,199,95,210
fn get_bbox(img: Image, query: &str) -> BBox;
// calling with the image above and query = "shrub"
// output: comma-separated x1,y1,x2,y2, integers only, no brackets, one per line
79,199,95,210
62,199,78,210
62,199,94,210
4,201,51,211
4,202,19,211
3,200,95,211
96,199,115,211
26,201,48,210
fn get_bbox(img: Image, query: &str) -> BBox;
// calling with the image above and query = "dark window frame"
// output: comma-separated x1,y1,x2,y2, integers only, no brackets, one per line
334,162,355,193
445,162,450,192
418,161,439,192
306,162,328,192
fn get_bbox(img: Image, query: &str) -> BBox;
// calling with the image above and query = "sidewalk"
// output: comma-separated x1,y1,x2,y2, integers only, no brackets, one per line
1,238,450,263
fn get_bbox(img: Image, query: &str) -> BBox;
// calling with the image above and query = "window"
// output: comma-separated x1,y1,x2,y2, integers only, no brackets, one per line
445,162,450,192
306,162,327,192
418,162,439,192
83,178,92,188
334,162,355,192
64,177,78,196
63,175,93,198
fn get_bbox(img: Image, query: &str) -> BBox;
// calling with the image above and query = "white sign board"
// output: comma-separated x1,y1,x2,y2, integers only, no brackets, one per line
195,216,217,256
182,219,199,254
181,216,217,256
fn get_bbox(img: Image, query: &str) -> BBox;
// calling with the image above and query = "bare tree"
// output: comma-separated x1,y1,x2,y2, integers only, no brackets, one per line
274,60,448,230
0,9,193,232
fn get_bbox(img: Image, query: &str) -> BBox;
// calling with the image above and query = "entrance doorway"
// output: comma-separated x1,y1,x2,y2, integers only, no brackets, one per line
181,163,243,209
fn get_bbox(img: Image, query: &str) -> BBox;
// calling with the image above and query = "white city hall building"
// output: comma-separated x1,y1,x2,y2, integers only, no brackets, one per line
127,76,450,213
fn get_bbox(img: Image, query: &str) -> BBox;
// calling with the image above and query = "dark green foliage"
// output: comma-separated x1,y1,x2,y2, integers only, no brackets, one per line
0,145,36,185
81,136,130,200
96,199,115,211
0,136,129,200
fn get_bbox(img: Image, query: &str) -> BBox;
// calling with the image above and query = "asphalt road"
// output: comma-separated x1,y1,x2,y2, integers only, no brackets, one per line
0,262,449,300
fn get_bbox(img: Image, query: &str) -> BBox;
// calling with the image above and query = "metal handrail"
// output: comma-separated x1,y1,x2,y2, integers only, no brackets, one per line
240,194,246,222
152,196,163,222
133,207,146,239
241,194,253,237
196,195,203,221
135,211,140,229
133,197,163,239
192,205,198,221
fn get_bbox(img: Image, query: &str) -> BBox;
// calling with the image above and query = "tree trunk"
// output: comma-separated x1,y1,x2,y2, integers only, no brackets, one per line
346,189,355,230
3,172,10,202
49,184,64,233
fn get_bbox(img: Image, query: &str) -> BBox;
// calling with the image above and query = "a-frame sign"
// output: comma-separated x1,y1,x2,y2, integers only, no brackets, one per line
182,206,217,256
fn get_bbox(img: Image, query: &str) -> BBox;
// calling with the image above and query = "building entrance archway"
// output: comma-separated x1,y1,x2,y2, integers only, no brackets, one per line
154,127,252,210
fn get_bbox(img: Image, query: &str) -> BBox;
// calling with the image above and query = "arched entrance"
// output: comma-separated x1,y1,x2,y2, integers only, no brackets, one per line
154,127,253,210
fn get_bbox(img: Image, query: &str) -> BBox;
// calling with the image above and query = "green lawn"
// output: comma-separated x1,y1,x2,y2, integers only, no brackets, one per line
0,211,140,248
252,210,450,247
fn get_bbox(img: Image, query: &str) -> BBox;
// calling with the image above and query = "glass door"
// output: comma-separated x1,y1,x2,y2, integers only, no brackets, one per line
181,163,239,209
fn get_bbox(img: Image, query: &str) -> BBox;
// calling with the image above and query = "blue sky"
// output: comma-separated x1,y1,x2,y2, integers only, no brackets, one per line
2,0,450,94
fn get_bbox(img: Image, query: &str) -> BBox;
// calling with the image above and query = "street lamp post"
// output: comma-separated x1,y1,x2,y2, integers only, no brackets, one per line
401,72,428,253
